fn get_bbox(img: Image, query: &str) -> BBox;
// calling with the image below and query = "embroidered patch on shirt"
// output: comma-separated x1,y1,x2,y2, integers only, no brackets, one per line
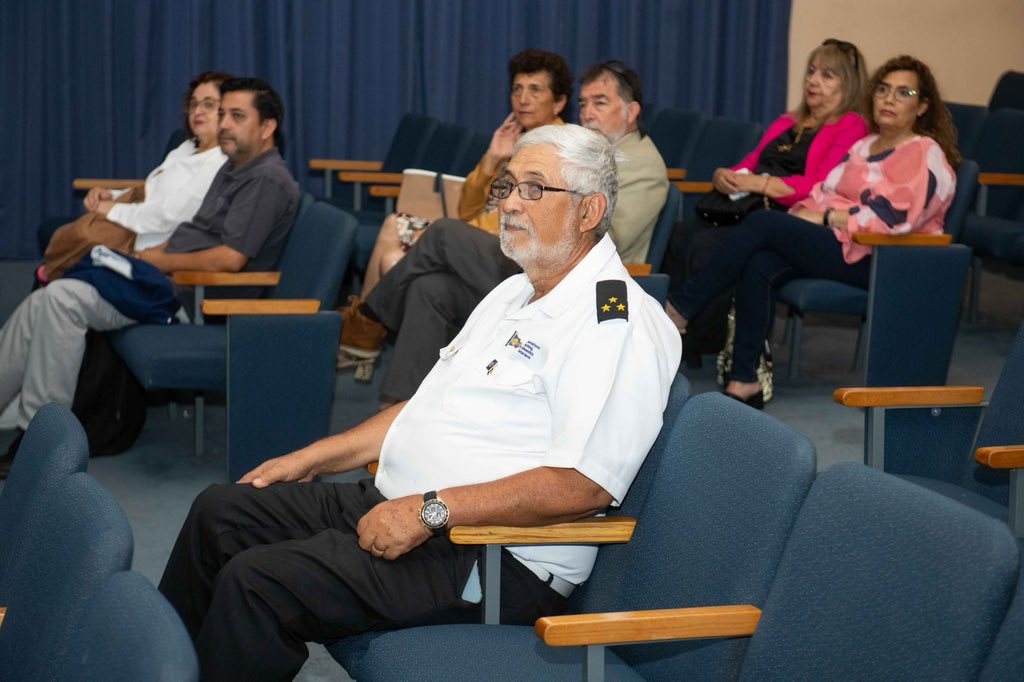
517,340,541,360
506,331,540,360
596,280,628,323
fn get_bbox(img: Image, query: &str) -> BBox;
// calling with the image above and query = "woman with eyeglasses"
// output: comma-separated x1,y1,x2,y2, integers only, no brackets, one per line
41,71,232,280
666,55,959,408
669,39,869,370
352,50,571,302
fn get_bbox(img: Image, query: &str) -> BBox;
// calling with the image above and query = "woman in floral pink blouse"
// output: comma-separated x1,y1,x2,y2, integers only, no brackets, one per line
667,55,960,407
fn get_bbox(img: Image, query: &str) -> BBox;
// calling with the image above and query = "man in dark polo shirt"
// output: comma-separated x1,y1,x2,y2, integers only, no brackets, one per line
137,77,299,296
0,77,298,475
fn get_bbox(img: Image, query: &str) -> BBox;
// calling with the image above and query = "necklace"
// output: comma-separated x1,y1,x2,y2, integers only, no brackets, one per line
777,121,817,153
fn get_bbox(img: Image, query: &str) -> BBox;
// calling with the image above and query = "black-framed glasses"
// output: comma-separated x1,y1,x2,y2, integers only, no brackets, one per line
490,180,582,201
874,83,918,102
822,38,859,70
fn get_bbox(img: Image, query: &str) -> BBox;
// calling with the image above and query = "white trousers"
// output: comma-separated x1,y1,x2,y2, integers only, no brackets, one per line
0,280,135,429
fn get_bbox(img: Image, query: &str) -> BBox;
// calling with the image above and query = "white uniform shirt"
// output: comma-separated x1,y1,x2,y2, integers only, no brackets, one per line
107,140,227,250
376,234,682,585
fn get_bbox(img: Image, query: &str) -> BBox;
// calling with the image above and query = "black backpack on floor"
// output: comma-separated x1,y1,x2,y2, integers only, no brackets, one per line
71,330,146,455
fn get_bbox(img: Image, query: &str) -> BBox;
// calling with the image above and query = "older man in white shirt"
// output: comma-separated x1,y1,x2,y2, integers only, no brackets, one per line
159,124,681,682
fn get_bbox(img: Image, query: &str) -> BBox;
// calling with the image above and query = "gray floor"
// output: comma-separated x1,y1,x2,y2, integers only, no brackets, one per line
0,262,1021,680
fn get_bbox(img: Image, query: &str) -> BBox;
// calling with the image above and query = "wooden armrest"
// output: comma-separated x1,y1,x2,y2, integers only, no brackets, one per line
172,271,281,287
449,517,636,546
625,263,652,276
976,446,1024,470
338,171,404,184
537,605,761,647
72,178,145,190
978,173,1024,187
666,168,687,181
361,460,634,542
369,185,402,198
833,386,984,408
309,159,383,172
0,606,5,626
201,299,320,316
673,181,714,194
851,233,952,246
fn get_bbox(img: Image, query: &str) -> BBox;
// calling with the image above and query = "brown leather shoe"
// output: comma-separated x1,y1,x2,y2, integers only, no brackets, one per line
339,296,387,358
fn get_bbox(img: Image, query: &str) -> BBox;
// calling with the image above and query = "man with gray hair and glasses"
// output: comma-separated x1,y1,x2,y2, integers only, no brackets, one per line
159,124,681,681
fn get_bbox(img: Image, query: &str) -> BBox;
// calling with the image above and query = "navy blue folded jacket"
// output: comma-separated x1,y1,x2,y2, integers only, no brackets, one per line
64,246,181,324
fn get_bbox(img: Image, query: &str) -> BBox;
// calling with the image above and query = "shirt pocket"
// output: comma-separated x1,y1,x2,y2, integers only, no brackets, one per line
440,356,548,432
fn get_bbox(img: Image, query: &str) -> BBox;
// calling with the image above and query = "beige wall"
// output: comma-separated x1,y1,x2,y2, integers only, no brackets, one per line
789,0,1024,110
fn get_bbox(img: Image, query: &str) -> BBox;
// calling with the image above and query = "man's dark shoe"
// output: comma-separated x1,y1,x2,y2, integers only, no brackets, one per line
0,429,25,480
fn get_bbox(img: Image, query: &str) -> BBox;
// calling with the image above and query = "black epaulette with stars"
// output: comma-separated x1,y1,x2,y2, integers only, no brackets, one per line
596,280,628,323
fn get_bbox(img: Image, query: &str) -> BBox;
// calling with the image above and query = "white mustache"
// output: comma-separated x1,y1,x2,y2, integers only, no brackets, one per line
499,215,534,235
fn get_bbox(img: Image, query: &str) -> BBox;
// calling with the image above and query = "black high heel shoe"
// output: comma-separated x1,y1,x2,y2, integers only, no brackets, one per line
724,390,764,410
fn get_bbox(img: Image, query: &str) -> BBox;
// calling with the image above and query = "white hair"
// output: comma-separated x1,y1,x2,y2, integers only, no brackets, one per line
513,124,621,237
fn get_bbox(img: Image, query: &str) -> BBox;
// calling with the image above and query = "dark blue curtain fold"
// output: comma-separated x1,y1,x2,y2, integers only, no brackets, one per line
0,0,790,258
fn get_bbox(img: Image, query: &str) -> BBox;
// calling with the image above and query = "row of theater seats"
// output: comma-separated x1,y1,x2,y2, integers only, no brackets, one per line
109,196,359,480
308,110,765,272
307,72,1024,320
943,71,1024,321
303,87,1015,391
71,72,1024,480
6,334,1022,679
323,379,1024,680
0,403,198,681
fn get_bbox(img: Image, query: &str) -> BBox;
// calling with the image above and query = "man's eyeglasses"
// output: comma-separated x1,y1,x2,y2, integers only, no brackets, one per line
873,83,918,102
187,98,220,113
822,38,859,70
490,180,582,201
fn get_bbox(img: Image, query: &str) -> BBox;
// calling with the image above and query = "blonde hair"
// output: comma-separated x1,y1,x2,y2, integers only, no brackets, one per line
796,40,869,122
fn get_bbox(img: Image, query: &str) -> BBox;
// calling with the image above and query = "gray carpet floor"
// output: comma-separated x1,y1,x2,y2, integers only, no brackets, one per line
0,261,1021,680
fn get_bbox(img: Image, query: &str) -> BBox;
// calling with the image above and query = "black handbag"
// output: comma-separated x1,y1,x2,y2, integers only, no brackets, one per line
695,190,768,227
696,122,814,227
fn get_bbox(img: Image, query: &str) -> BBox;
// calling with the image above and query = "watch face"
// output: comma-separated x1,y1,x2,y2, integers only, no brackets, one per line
421,500,449,529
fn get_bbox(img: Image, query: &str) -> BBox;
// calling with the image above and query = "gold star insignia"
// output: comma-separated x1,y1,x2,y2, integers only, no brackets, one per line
608,296,618,303
601,304,611,312
617,304,626,311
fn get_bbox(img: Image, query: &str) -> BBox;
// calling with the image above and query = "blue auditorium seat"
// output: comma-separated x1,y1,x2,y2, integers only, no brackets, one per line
337,463,1019,680
313,112,438,207
330,391,816,681
778,159,978,382
58,571,199,682
834,320,1024,537
110,199,356,480
647,108,706,169
946,102,988,159
0,472,134,681
959,108,1024,321
0,403,89,586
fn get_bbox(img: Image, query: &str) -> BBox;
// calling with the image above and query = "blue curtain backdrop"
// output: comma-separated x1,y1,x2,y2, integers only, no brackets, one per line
0,0,790,258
